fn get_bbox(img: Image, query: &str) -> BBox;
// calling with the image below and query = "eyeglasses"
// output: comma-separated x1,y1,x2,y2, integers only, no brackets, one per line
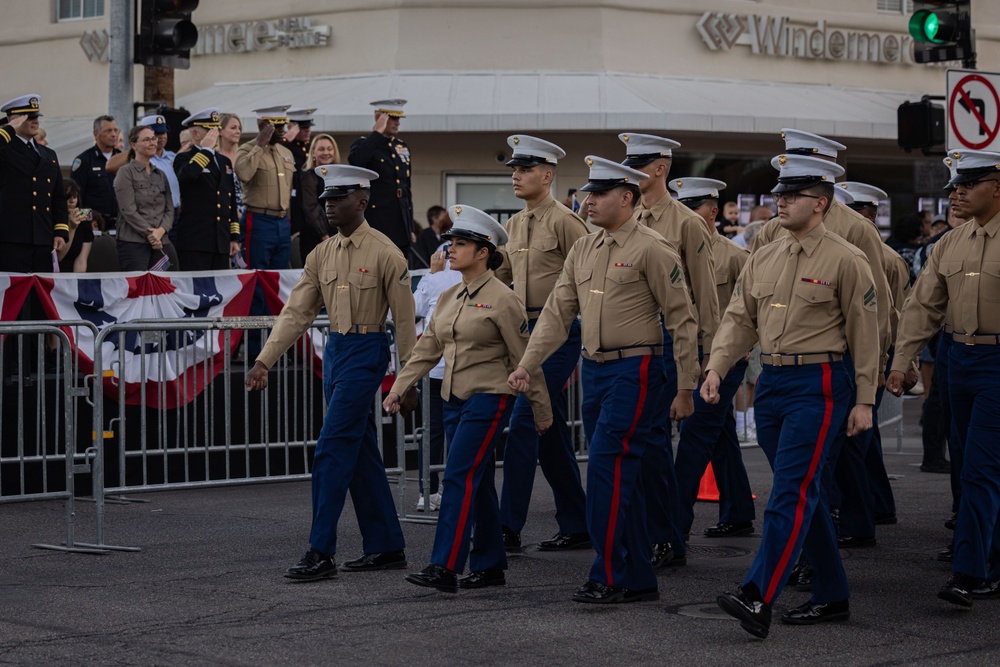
135,137,158,144
773,192,822,204
956,178,999,190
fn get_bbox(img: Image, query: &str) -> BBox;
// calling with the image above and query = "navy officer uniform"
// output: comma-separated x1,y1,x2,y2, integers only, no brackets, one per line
173,108,240,271
888,149,1000,606
0,94,69,273
670,177,756,540
513,156,700,603
348,100,414,256
707,154,879,638
389,205,551,593
284,108,315,238
250,164,416,581
494,135,590,553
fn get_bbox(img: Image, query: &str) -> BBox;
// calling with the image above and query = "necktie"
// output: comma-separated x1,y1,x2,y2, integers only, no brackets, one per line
515,211,534,305
764,240,801,349
335,235,353,334
582,237,612,354
638,209,652,225
961,226,986,335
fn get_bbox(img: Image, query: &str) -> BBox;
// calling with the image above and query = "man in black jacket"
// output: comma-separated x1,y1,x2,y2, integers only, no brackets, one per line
71,114,121,226
348,99,413,257
173,108,240,271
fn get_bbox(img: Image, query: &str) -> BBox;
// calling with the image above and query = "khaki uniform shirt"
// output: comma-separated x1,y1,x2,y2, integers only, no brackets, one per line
712,232,750,311
256,222,416,369
707,222,880,405
891,211,1000,374
390,271,552,422
235,142,295,213
635,193,720,349
755,199,892,369
520,217,701,391
882,244,911,344
495,194,590,313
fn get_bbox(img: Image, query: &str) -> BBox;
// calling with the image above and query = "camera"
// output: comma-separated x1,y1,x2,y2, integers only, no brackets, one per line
79,208,93,222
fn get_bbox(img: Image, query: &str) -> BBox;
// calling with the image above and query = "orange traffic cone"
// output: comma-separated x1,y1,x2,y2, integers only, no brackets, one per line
697,462,721,502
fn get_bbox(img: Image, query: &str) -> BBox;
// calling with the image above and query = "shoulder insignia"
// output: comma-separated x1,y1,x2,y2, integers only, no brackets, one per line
697,240,706,255
863,284,877,311
71,158,82,171
398,268,409,284
669,263,683,286
520,319,529,335
733,281,742,299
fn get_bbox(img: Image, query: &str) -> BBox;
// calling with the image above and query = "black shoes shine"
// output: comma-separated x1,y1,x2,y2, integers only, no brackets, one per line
571,579,659,604
405,564,459,594
342,550,407,572
537,532,592,551
703,522,754,538
285,550,337,582
717,590,772,639
780,599,850,625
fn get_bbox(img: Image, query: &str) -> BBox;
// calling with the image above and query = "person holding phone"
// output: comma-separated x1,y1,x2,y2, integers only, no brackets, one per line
57,179,94,273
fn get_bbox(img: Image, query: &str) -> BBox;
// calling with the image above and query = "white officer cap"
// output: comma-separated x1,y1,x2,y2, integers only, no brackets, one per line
837,182,887,209
833,187,855,206
770,154,845,193
947,148,1000,187
505,135,566,168
619,133,681,166
139,114,169,133
780,128,846,159
315,165,379,200
943,151,960,191
370,99,407,118
1,94,42,118
579,155,649,192
181,108,221,129
287,108,317,127
253,105,290,124
444,205,508,249
669,177,726,206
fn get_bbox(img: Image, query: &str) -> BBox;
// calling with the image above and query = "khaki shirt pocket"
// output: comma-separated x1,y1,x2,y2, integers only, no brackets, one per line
939,260,964,295
795,283,836,305
981,261,1000,302
348,271,379,290
606,268,640,285
531,235,559,253
574,267,593,285
750,281,775,303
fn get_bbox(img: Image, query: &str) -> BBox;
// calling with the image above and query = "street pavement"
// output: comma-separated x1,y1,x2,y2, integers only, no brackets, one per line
1,398,994,666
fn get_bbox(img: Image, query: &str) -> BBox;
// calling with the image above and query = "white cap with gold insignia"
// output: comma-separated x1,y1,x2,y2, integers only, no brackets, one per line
669,177,726,206
837,182,887,209
505,135,566,167
181,108,221,129
1,94,42,118
619,133,681,167
947,148,1000,187
580,155,649,192
444,205,508,249
253,105,290,124
770,154,845,193
370,99,407,118
315,165,379,199
780,128,846,159
287,108,317,127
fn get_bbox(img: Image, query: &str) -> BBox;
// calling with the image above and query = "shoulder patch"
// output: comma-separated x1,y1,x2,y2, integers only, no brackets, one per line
863,284,877,311
669,263,683,287
71,158,82,171
697,240,706,255
520,319,529,335
398,267,410,285
733,281,743,300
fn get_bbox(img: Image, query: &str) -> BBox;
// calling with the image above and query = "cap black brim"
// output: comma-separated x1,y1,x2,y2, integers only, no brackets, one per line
442,228,496,247
505,157,540,168
579,181,624,193
621,156,658,168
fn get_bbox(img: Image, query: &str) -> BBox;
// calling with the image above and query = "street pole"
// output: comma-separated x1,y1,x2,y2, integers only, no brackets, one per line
108,0,134,135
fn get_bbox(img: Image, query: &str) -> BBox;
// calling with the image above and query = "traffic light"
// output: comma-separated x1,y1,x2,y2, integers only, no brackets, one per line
908,1,974,66
134,0,199,70
898,98,945,152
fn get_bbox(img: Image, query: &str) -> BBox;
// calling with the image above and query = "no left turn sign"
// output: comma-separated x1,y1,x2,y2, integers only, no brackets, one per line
947,69,1000,151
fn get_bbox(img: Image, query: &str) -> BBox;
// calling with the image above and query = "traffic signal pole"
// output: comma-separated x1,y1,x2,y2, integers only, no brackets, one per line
108,0,134,136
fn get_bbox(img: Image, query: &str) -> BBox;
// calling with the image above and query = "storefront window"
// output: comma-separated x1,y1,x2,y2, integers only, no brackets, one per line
57,0,104,21
876,0,913,14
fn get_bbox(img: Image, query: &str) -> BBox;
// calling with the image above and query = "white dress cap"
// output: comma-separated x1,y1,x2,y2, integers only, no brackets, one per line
669,177,727,203
770,154,845,193
445,205,509,248
370,99,407,118
315,165,379,199
780,128,846,159
580,155,650,192
837,181,887,208
506,135,566,167
619,132,681,166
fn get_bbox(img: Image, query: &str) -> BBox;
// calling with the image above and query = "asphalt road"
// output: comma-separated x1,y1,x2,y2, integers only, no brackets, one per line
1,398,994,666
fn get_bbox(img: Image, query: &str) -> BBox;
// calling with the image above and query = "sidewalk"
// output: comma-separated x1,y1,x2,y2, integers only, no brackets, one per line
0,398,990,666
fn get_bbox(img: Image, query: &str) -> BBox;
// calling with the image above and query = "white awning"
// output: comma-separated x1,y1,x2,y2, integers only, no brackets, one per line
44,70,915,165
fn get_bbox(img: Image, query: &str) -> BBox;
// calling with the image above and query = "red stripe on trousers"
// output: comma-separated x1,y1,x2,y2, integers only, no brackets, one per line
244,211,253,266
763,362,834,604
446,394,509,572
604,355,651,586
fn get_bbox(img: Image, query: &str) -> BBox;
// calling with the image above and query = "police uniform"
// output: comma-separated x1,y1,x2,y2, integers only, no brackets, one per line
259,165,416,575
890,150,1000,603
755,129,891,547
710,154,879,637
0,94,69,273
71,117,121,225
520,156,700,602
393,206,551,592
235,105,296,269
493,135,590,550
621,133,720,564
173,108,240,271
670,178,756,539
348,100,413,254
284,108,315,238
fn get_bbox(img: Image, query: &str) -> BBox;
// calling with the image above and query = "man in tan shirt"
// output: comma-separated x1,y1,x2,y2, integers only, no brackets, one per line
246,165,416,582
705,154,878,639
887,149,1000,607
619,132,720,568
494,135,591,554
509,156,699,604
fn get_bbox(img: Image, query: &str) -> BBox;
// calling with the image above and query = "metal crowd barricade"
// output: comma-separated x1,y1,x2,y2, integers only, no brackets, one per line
0,320,109,554
877,390,905,452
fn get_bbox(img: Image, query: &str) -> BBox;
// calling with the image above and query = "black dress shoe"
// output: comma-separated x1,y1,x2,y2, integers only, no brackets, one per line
459,568,506,589
920,460,951,474
537,532,592,551
502,527,522,553
938,573,977,607
874,513,898,525
972,578,1000,599
788,561,813,591
571,579,626,604
837,535,876,548
780,599,850,625
285,550,337,582
651,542,687,568
405,564,458,594
945,514,957,531
704,522,753,538
717,591,771,639
342,550,407,572
937,544,954,562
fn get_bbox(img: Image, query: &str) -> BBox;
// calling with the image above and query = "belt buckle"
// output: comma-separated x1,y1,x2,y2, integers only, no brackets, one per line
771,354,782,367
359,325,368,334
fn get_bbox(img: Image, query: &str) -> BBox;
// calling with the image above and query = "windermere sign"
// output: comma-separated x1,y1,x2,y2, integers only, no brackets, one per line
80,17,331,63
696,12,916,65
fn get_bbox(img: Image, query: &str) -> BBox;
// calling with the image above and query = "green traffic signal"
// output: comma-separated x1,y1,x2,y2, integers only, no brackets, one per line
909,7,960,44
